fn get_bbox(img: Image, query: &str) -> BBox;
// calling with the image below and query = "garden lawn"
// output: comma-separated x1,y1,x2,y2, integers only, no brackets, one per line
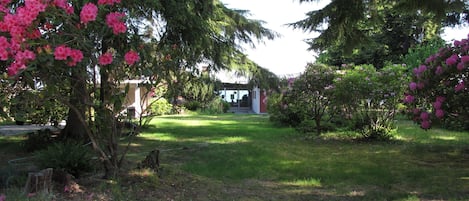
1,113,469,201
127,113,469,201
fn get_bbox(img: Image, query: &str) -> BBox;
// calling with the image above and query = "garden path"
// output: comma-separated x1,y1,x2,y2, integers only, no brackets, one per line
0,124,61,136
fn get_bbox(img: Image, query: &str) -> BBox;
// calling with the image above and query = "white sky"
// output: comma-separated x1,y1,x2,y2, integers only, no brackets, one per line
220,0,469,77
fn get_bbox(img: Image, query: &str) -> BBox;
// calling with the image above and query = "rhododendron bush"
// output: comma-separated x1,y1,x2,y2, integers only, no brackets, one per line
0,0,142,177
405,35,469,131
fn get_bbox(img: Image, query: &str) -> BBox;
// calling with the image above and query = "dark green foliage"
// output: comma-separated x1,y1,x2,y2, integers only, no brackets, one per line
267,64,337,135
184,101,201,111
332,64,407,140
267,91,303,127
292,0,468,52
35,141,95,178
22,129,55,153
9,90,67,125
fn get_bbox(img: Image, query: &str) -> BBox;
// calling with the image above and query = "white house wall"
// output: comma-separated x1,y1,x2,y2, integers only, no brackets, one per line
252,87,261,114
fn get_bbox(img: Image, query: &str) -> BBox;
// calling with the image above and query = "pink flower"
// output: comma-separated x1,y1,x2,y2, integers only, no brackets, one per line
457,62,465,71
105,12,127,34
435,66,444,75
421,120,431,129
412,108,420,115
124,50,140,65
54,45,71,60
54,0,74,14
99,52,113,65
98,0,120,6
0,36,9,61
435,109,445,119
68,49,83,66
455,81,465,92
409,82,417,91
461,55,469,63
0,194,5,201
404,95,414,103
436,96,446,103
418,65,427,73
454,40,462,47
80,3,98,24
15,50,36,63
425,55,436,64
420,111,430,120
417,82,425,90
433,101,442,109
445,54,458,66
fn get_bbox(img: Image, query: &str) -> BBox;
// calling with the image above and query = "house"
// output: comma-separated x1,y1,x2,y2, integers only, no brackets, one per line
121,80,154,119
251,86,268,114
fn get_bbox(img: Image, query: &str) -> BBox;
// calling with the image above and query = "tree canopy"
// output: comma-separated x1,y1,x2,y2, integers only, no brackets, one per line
291,0,468,54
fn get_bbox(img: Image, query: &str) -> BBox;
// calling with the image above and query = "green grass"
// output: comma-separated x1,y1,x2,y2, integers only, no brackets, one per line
132,113,469,200
1,113,469,200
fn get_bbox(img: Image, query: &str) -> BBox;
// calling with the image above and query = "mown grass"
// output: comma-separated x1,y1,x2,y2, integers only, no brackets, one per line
1,113,469,200
131,113,469,201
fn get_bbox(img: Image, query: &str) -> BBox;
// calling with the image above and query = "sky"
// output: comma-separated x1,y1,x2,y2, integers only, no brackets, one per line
220,0,469,77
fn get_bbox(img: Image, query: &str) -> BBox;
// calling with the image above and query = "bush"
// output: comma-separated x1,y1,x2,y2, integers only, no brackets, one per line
404,37,469,131
203,97,230,114
295,119,336,135
184,101,201,111
150,98,173,116
332,64,406,140
35,141,95,178
22,129,56,152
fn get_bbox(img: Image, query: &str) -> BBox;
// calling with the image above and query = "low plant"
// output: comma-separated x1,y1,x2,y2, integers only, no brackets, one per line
150,98,173,116
35,141,95,178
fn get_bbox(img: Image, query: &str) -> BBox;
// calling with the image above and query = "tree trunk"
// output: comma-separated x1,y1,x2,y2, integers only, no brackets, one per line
61,68,88,140
98,57,119,179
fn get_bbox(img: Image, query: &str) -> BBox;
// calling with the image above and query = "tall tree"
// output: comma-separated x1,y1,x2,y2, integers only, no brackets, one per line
291,0,468,53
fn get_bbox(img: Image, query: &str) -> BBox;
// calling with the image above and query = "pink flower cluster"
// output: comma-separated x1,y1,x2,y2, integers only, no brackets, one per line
80,3,98,25
406,34,469,129
98,0,121,6
419,111,431,129
1,0,139,77
54,0,74,14
106,12,127,35
99,52,113,65
124,50,140,65
54,45,84,66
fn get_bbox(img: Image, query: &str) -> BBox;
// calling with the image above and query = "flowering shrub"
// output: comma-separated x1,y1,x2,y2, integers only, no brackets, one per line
267,64,337,135
0,0,140,77
405,35,469,130
0,0,142,178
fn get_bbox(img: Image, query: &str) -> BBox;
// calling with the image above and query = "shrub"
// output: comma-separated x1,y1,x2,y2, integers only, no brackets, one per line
405,37,469,131
203,97,229,114
332,64,406,140
150,98,173,116
35,141,95,178
184,101,201,111
267,92,303,127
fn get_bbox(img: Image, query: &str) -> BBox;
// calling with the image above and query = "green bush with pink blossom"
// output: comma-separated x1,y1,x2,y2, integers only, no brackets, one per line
404,35,469,131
